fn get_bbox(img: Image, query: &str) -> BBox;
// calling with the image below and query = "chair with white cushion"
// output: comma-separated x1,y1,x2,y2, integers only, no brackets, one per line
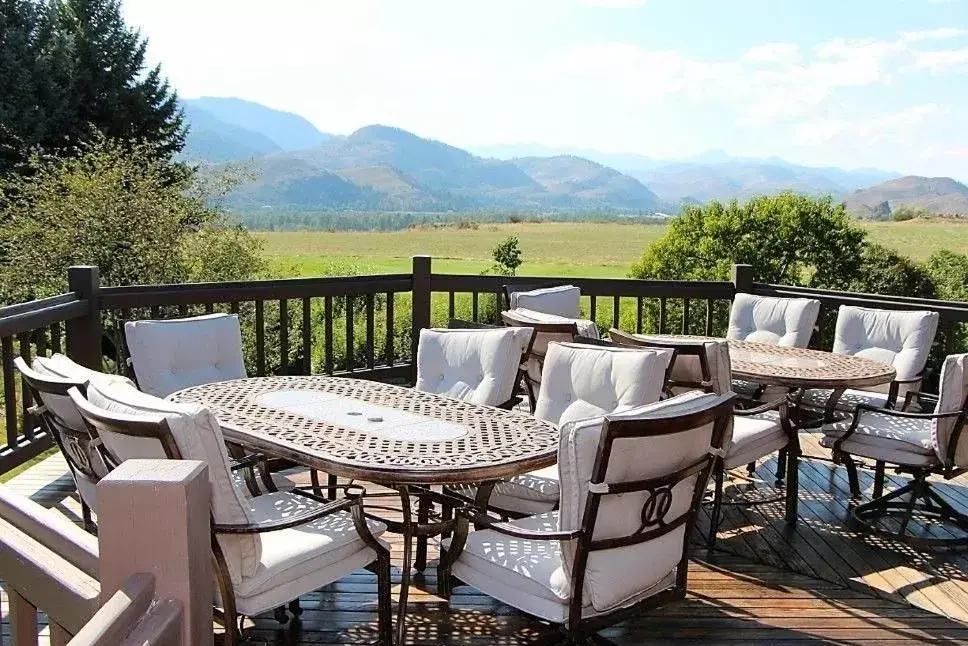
468,341,675,518
504,284,581,318
415,326,535,408
800,305,939,416
822,353,968,547
438,391,734,637
70,381,392,645
610,330,800,546
726,293,821,399
14,354,133,531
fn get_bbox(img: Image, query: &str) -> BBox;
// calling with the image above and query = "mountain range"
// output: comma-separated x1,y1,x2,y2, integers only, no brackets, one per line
180,98,968,218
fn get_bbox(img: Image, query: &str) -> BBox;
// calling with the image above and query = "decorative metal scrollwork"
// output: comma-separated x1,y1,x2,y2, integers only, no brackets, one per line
639,485,674,530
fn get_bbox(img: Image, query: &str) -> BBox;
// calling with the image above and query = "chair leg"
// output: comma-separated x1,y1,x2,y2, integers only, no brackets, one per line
707,467,724,550
327,473,338,501
81,501,96,534
746,460,756,477
310,469,322,498
784,448,800,525
287,598,302,616
374,553,393,646
414,490,432,572
273,605,289,624
873,461,886,499
842,454,862,497
775,448,787,487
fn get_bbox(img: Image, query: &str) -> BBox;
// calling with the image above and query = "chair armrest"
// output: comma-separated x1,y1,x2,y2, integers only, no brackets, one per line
228,453,267,472
902,390,939,412
214,488,360,534
853,403,962,421
734,397,786,417
455,506,583,541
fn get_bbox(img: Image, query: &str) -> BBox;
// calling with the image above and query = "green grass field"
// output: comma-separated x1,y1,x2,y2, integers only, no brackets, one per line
256,219,968,279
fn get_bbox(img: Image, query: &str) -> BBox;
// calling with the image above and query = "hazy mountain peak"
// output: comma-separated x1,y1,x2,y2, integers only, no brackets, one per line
184,97,331,151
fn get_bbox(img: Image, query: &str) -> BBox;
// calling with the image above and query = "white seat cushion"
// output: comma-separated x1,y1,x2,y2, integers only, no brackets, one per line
233,491,386,615
725,411,788,470
727,293,820,348
799,388,891,413
231,470,295,493
415,327,533,406
124,314,247,397
510,286,581,318
509,308,599,340
534,342,673,427
453,465,560,517
822,411,937,467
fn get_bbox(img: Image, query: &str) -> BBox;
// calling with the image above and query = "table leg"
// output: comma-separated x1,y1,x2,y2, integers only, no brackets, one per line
395,484,414,646
414,490,432,572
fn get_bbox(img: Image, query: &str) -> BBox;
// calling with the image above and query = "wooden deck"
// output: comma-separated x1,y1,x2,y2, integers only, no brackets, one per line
4,433,968,644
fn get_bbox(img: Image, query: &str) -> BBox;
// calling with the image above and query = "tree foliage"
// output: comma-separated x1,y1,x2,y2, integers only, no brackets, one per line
0,0,184,174
630,194,866,287
491,235,523,276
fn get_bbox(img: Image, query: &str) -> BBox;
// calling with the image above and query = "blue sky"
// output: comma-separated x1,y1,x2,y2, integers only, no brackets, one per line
123,0,968,179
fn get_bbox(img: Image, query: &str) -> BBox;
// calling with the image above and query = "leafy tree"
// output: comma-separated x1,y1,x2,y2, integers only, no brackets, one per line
491,235,523,276
847,243,935,299
891,205,930,222
630,193,866,287
0,0,184,174
925,250,968,303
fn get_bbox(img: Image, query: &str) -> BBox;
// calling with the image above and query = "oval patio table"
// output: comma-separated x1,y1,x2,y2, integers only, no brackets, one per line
170,375,559,644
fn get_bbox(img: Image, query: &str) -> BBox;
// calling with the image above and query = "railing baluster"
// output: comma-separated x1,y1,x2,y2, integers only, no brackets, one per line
17,333,34,441
279,298,289,375
3,336,18,449
345,295,355,371
177,304,188,317
118,308,132,377
36,326,47,358
302,297,312,375
590,295,597,321
205,302,214,314
50,322,62,354
324,296,334,375
255,300,265,377
230,301,239,315
612,296,620,330
366,293,375,370
636,297,644,333
705,299,714,336
150,305,160,318
448,291,456,321
682,298,691,334
472,292,479,322
386,292,395,367
659,297,668,333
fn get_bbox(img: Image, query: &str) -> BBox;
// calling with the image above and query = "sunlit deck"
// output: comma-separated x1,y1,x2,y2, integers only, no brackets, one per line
4,431,968,645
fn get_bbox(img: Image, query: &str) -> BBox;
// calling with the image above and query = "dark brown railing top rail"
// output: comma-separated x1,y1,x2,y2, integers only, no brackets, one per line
432,274,736,299
0,292,87,338
753,283,968,323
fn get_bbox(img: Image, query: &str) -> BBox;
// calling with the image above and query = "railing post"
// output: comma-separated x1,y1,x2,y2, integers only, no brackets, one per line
66,266,102,369
411,255,432,383
731,263,753,295
96,459,212,646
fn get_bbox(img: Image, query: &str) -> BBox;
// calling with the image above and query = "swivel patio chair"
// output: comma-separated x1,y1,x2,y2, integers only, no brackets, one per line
70,380,392,645
504,284,582,318
822,353,968,547
438,391,734,641
415,326,535,408
14,354,134,532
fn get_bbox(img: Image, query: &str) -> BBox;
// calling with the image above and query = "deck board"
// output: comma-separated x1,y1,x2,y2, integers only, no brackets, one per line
3,434,968,644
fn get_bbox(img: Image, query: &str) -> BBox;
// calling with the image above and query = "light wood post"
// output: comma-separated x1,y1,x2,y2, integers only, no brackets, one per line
731,263,754,295
8,589,39,645
96,459,212,646
66,266,102,370
411,255,432,383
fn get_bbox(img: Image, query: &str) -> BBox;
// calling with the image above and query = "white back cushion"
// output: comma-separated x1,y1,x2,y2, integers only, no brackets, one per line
556,390,729,612
833,306,939,391
125,314,247,397
534,342,673,427
31,355,134,435
415,327,533,406
932,353,968,467
667,339,732,396
510,285,581,318
85,380,256,581
727,293,820,348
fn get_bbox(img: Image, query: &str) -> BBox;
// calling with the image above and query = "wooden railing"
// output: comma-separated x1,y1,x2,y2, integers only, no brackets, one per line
1,257,966,476
0,459,212,645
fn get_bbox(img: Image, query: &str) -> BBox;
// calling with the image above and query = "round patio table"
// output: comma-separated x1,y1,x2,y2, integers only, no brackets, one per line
169,375,559,644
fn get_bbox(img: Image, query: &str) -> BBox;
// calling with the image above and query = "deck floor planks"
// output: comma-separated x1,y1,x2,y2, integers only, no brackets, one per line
4,447,968,644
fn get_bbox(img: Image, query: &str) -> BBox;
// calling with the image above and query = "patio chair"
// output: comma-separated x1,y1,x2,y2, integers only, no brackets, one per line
610,331,800,546
821,353,968,547
415,326,535,408
504,284,581,318
800,305,939,415
69,381,392,646
124,312,305,496
452,341,674,518
13,354,133,532
438,390,734,638
726,293,821,399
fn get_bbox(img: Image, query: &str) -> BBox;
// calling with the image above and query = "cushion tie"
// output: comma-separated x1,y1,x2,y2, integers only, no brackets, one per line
709,446,727,458
587,481,609,494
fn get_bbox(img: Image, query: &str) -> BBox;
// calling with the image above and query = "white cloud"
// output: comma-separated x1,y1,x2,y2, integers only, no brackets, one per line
912,46,968,72
582,0,647,7
793,103,943,147
901,27,968,42
743,42,800,63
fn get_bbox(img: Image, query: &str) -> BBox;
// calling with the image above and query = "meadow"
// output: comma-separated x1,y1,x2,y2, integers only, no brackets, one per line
256,219,968,278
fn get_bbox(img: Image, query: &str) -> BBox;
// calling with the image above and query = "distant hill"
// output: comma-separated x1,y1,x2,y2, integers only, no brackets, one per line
183,97,333,153
180,104,281,162
223,126,659,212
846,176,968,219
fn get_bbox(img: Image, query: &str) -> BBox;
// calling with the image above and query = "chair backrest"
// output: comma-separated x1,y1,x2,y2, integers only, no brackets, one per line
932,353,968,468
506,285,581,318
71,381,256,583
556,390,734,615
533,341,674,427
501,309,580,397
609,330,730,396
124,313,247,397
833,306,939,395
727,293,820,348
415,327,535,406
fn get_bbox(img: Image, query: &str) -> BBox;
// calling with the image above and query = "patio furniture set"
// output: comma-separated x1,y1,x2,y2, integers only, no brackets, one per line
13,283,968,645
